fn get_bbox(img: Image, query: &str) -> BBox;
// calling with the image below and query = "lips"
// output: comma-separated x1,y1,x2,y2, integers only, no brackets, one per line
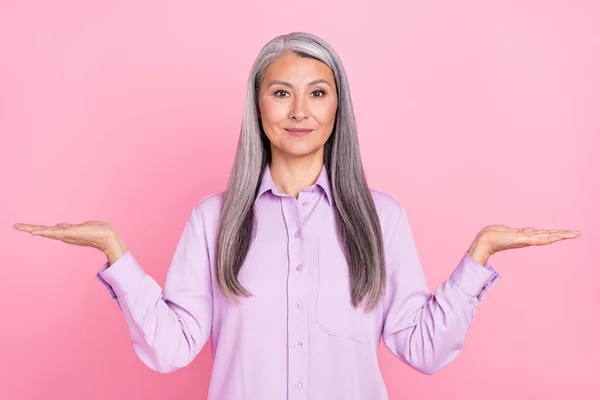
285,128,313,132
284,128,313,137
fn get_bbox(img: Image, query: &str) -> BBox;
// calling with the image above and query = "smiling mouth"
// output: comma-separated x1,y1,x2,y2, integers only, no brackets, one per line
284,128,313,137
285,128,313,132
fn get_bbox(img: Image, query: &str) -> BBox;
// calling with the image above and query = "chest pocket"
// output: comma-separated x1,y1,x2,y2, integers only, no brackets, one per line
315,240,374,344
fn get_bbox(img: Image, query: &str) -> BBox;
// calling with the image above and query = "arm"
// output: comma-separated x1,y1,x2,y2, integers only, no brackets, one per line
96,206,213,374
381,207,500,375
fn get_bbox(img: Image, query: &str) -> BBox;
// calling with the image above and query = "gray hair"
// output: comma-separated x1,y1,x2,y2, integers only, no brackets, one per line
215,32,386,311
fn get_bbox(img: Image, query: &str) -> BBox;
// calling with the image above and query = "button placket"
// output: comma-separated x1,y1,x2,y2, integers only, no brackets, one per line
283,196,309,397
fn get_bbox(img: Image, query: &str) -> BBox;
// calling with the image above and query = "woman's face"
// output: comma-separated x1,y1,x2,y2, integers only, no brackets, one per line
258,52,338,161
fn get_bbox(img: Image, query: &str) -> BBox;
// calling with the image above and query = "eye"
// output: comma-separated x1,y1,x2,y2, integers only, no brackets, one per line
312,89,326,97
274,90,289,97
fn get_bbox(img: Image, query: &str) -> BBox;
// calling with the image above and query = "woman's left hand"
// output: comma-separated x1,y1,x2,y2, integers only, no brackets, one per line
468,225,582,266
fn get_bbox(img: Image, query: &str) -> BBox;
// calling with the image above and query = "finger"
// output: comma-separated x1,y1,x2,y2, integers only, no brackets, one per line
528,231,579,246
535,229,574,235
529,233,553,246
31,227,70,241
548,230,581,237
515,230,549,246
559,231,581,239
14,223,74,233
13,223,53,233
518,227,580,234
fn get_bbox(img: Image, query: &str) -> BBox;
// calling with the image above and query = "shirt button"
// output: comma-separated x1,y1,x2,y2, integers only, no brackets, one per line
295,341,303,348
296,264,303,272
296,301,303,309
294,381,303,389
301,200,309,207
294,230,301,238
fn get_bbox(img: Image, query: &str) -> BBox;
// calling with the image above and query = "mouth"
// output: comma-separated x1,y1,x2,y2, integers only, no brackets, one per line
284,128,313,137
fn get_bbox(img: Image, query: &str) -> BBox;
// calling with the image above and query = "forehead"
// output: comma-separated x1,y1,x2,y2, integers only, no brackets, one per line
263,53,335,83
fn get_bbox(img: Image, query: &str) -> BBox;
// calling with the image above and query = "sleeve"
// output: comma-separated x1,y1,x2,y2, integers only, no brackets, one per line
95,206,213,374
381,207,501,375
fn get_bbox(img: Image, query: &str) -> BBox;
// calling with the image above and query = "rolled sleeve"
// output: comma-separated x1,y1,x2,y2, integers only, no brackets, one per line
449,251,501,301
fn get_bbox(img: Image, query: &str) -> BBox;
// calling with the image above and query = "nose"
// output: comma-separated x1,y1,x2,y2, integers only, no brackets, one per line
288,96,308,120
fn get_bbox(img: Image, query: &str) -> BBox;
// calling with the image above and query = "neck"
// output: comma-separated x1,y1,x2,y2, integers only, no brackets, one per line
269,150,324,199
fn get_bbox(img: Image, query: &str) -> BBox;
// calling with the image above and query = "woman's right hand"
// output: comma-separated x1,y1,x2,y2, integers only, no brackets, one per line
12,220,128,264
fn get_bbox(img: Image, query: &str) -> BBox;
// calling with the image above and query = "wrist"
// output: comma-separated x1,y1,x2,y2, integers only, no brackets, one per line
103,232,128,265
468,237,492,267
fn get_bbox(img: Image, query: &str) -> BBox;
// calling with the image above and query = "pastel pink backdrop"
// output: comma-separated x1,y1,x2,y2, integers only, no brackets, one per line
1,1,598,399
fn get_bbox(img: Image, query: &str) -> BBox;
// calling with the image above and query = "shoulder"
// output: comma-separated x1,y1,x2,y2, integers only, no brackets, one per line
369,188,406,246
191,191,226,227
369,188,405,221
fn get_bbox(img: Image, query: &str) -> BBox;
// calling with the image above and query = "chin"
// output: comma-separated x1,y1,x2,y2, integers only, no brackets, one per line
281,145,323,158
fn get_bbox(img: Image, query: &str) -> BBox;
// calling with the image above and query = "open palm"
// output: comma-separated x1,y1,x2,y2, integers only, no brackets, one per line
478,224,581,255
12,220,117,252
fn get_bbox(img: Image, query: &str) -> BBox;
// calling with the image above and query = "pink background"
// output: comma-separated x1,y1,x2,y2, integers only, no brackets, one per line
1,1,598,399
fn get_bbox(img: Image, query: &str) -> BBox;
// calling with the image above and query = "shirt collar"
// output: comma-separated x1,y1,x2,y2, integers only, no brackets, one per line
256,164,333,206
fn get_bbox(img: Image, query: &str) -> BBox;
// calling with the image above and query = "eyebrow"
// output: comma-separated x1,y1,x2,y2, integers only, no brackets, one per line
267,78,332,89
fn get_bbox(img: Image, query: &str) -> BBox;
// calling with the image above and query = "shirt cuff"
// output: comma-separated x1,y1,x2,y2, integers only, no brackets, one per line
96,262,117,299
449,251,501,301
95,250,145,299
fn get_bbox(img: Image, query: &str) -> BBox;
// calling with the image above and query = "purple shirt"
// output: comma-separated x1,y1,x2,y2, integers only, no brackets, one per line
96,164,500,399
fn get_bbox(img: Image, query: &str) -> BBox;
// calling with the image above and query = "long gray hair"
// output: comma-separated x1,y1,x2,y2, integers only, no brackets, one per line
215,32,386,311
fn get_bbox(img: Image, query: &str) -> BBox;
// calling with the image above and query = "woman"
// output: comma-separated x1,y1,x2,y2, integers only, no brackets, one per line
13,32,580,399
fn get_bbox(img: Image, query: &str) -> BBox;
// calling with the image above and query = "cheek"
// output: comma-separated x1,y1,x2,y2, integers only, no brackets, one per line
314,101,338,126
259,99,288,126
